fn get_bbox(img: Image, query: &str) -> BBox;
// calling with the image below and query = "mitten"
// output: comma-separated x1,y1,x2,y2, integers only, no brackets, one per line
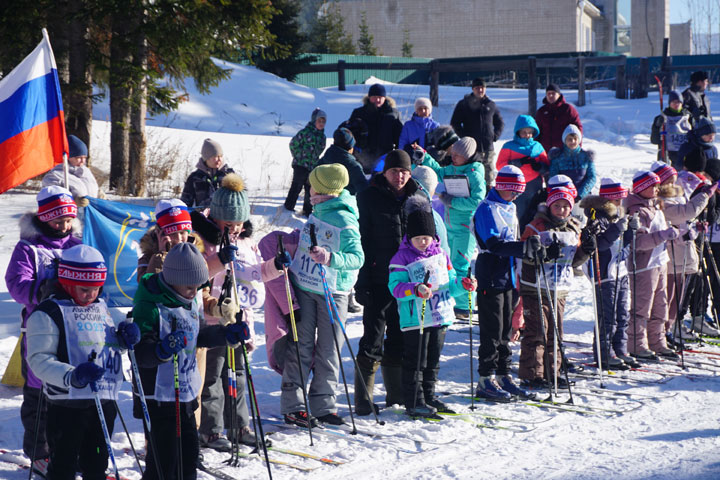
616,216,629,233
70,361,105,388
659,227,680,241
212,297,239,326
225,322,251,346
156,331,187,360
309,246,332,266
274,250,292,270
523,235,542,260
415,283,432,299
545,240,564,261
628,214,641,231
116,321,141,349
461,277,477,292
218,244,238,265
581,234,597,255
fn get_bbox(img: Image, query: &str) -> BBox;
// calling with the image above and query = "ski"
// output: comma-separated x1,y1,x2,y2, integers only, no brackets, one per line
577,387,678,401
0,449,131,480
267,446,346,465
441,393,621,415
435,412,538,432
227,449,318,472
684,348,720,358
321,421,458,445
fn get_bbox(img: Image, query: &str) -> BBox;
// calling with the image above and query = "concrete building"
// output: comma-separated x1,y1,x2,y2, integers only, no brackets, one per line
331,0,690,58
670,21,693,55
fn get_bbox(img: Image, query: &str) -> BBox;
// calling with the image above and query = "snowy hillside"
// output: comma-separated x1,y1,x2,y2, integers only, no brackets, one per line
1,60,720,479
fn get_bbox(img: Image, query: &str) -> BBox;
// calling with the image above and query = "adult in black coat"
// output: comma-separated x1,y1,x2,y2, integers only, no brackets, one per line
347,84,403,173
683,71,712,127
354,150,425,415
317,128,369,195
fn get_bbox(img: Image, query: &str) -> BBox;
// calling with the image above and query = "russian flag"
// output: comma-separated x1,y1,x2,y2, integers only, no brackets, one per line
0,29,68,194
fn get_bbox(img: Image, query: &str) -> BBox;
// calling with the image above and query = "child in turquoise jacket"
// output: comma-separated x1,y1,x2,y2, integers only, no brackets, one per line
389,206,476,417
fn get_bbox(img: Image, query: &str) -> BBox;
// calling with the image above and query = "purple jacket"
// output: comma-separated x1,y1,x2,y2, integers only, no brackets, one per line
399,114,440,150
5,213,82,388
258,230,300,375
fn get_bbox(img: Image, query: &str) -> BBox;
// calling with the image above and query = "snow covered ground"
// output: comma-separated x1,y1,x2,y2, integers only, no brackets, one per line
1,60,720,479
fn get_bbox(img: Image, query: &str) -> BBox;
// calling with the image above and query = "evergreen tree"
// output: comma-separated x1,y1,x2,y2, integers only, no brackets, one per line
402,28,413,57
357,12,378,56
306,1,355,54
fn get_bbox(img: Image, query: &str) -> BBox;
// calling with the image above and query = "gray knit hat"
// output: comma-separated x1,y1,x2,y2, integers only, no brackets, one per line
210,173,250,222
452,137,477,160
161,242,208,286
412,166,439,196
201,138,223,162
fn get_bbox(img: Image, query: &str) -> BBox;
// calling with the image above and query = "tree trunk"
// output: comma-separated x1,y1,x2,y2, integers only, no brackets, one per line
109,16,133,194
129,20,147,197
65,0,93,158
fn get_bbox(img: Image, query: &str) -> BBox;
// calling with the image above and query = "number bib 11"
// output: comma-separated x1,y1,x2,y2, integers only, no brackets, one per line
290,217,343,294
406,254,454,329
152,300,202,402
58,299,123,401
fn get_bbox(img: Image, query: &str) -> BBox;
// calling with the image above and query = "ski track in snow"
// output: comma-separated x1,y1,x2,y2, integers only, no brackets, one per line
2,62,720,479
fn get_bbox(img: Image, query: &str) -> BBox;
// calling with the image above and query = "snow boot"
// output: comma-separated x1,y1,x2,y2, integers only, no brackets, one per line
405,403,439,419
230,425,273,448
454,308,471,321
317,413,346,425
199,432,232,452
347,291,362,313
655,347,679,359
498,375,537,399
381,363,404,407
425,396,456,413
604,356,630,371
618,354,641,368
475,376,513,402
284,411,319,428
691,315,720,337
631,348,658,361
355,355,380,416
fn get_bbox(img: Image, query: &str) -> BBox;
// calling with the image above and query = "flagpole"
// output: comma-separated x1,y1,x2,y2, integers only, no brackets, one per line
63,152,69,189
42,27,69,188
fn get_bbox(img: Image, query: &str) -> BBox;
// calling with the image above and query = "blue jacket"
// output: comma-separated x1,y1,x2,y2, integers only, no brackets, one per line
399,114,440,151
548,146,596,199
473,189,524,290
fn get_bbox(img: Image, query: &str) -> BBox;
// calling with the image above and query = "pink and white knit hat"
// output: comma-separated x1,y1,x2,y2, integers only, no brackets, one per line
547,186,575,208
37,186,77,222
599,177,629,200
155,199,192,235
651,161,677,183
547,175,577,198
495,165,526,193
58,245,107,287
632,171,661,194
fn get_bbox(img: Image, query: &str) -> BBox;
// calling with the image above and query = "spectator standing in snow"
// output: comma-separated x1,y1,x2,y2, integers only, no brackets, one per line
398,97,440,151
534,83,583,153
676,117,718,171
682,70,712,127
450,78,504,186
181,138,234,209
651,89,692,165
317,127,368,195
42,135,101,202
284,108,328,217
548,125,596,201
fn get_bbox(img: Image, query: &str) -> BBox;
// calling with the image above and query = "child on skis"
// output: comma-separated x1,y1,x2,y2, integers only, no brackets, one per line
548,125,596,201
651,90,692,165
419,136,486,320
4,186,82,473
578,178,638,369
284,108,328,216
473,165,542,400
283,163,364,427
398,97,440,151
625,171,681,359
388,198,477,416
26,244,141,480
518,184,595,387
132,242,250,480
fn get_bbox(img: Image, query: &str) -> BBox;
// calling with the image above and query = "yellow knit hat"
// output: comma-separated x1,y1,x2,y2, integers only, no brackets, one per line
309,164,349,195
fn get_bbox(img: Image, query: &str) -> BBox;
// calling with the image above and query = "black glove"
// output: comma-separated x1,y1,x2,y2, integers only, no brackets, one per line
354,288,372,307
274,249,292,270
581,233,597,255
218,244,238,265
545,240,564,261
282,309,301,324
523,235,543,261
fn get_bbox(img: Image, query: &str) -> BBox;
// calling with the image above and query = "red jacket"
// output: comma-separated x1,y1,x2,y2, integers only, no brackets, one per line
534,95,583,152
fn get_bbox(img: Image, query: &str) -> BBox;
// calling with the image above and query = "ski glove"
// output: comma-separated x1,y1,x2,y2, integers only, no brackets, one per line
523,235,543,260
116,321,141,349
545,240,564,261
274,249,292,270
580,234,597,255
411,146,426,165
415,283,432,299
70,361,106,389
461,277,477,292
683,227,698,242
439,193,454,207
225,322,251,346
218,244,238,265
615,216,629,233
156,331,187,360
309,246,331,266
659,227,680,242
628,214,641,231
212,297,240,326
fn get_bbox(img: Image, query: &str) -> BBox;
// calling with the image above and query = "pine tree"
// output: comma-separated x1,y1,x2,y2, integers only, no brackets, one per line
401,28,413,57
306,1,355,54
357,12,378,56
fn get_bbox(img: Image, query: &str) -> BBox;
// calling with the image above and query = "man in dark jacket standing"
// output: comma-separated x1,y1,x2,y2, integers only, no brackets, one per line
683,71,712,127
534,84,583,153
450,78,504,185
348,84,403,173
318,127,369,195
354,150,424,415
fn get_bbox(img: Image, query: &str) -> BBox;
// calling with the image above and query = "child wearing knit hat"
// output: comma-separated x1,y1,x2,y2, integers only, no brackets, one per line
4,185,83,464
25,244,140,480
517,181,595,388
132,242,251,476
651,90,691,165
388,202,476,418
473,165,547,399
191,173,287,449
41,134,101,200
181,138,235,208
411,166,449,253
281,163,364,427
624,170,680,360
418,138,486,319
548,124,597,200
398,97,440,151
284,108,328,216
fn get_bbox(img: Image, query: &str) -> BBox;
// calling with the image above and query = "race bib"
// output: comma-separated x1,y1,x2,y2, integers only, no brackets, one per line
233,243,266,309
290,216,342,293
406,254,454,327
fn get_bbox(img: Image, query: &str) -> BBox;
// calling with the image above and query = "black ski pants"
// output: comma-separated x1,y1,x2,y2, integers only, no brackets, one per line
283,165,312,215
476,288,513,376
143,402,199,480
357,283,404,367
401,326,447,407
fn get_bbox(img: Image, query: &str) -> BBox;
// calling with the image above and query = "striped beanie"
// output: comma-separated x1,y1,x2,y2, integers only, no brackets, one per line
599,177,629,200
651,161,677,183
548,175,577,198
37,186,77,222
547,187,575,209
632,171,661,194
495,165,526,193
58,245,107,287
155,199,192,235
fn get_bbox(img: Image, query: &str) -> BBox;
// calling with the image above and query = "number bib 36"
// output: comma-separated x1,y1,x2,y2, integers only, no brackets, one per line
232,242,266,309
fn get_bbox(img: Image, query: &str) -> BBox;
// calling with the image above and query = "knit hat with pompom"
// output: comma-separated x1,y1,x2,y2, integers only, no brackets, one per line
210,174,250,222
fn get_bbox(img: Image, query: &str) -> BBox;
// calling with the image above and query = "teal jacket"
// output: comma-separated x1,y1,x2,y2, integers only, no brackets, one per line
295,190,364,294
419,152,486,231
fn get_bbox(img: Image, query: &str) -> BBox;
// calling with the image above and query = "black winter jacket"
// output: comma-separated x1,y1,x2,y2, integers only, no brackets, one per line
356,174,424,289
450,93,504,154
682,85,712,127
318,145,369,195
180,160,235,208
348,96,403,160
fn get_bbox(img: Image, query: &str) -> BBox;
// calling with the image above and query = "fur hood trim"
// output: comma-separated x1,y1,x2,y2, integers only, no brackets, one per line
19,212,82,241
361,95,397,109
578,195,623,220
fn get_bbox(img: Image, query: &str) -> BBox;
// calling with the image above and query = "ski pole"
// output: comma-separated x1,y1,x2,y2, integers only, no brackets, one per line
533,251,554,400
552,257,558,395
240,341,272,479
588,254,605,388
171,318,183,480
668,227,686,370
702,237,720,329
27,365,45,480
113,399,143,474
654,75,668,163
278,235,314,445
466,267,475,411
411,271,431,415
630,213,639,356
587,212,605,387
88,351,121,480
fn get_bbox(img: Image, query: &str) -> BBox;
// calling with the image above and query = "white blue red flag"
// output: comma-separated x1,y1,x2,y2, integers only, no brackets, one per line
0,29,68,194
